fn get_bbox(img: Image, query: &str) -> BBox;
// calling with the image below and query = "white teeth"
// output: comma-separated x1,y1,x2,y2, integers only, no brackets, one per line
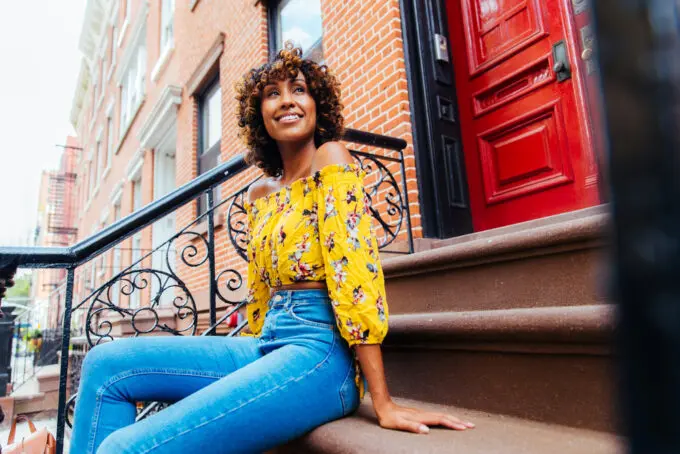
279,114,300,121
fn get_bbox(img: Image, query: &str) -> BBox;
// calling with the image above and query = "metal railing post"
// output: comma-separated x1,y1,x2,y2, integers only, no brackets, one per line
56,268,74,454
207,190,217,330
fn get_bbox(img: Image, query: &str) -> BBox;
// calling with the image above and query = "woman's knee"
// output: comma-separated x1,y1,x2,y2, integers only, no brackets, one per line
96,430,134,454
80,339,134,389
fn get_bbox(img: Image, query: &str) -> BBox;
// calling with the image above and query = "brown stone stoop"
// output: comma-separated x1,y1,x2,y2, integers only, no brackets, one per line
278,206,621,453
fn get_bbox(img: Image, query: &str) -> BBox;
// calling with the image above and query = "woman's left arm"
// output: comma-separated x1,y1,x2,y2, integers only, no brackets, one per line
313,142,475,434
355,344,475,434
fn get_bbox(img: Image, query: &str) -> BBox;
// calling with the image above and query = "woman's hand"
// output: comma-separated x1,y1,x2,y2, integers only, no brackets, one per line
374,400,475,434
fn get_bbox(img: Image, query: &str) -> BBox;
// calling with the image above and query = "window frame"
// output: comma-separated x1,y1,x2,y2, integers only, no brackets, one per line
196,76,221,215
130,177,143,309
118,39,146,139
160,0,175,53
111,25,118,68
96,139,104,185
106,116,114,170
111,199,123,306
88,155,95,197
267,0,324,62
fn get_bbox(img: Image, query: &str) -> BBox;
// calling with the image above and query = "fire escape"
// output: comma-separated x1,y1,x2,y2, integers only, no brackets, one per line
46,172,78,243
44,168,78,291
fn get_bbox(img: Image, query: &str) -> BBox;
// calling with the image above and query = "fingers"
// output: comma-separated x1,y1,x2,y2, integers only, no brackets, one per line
395,417,430,434
408,412,475,430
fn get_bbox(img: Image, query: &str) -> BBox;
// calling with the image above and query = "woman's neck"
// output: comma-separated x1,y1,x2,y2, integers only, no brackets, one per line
278,138,317,185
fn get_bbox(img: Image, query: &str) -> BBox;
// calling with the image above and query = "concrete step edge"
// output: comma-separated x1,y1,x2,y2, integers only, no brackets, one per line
382,209,607,279
386,304,614,346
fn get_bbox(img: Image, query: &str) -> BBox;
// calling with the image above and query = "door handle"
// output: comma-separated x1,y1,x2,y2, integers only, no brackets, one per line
581,47,593,61
552,40,572,82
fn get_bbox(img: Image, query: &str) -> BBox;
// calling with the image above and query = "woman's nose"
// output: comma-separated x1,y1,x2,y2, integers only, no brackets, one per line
279,89,294,106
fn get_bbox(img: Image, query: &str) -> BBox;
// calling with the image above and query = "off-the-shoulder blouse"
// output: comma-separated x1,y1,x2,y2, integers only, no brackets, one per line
243,163,389,396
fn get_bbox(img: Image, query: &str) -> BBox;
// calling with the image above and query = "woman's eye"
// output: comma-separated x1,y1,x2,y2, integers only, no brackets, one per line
267,90,279,97
294,87,305,93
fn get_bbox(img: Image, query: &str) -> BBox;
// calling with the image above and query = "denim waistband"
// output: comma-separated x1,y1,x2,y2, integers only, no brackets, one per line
268,289,330,309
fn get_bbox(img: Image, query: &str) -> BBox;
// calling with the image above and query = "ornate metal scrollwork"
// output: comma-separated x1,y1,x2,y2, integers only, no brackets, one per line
83,268,198,346
350,152,406,249
227,187,250,261
76,228,216,347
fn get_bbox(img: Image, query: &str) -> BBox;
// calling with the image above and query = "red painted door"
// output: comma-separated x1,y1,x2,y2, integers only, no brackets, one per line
445,0,600,231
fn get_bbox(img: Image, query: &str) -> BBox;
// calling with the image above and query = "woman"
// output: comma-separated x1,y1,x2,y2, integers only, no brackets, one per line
70,44,473,454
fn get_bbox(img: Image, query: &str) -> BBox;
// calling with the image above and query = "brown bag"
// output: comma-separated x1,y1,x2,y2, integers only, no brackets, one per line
4,415,56,454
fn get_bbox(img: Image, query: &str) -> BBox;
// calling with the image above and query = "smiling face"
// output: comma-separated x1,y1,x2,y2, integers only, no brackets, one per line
260,72,317,145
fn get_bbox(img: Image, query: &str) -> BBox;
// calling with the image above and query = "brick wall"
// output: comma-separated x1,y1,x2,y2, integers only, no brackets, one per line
69,0,420,334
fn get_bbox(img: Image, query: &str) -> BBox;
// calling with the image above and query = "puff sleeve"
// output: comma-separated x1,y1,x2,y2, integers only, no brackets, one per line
244,202,270,337
316,164,389,347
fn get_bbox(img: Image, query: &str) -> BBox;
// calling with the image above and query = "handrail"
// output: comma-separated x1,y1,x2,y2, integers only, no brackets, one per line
0,129,407,271
0,154,249,269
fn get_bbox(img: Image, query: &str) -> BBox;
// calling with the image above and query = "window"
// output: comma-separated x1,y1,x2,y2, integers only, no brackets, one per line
111,26,118,68
111,202,122,306
160,0,175,52
88,225,97,291
98,220,106,278
88,158,95,197
90,258,96,292
120,86,128,136
130,178,142,308
271,0,324,62
92,80,97,113
93,66,99,103
96,140,104,180
106,116,114,168
101,51,107,93
119,39,146,138
197,78,221,214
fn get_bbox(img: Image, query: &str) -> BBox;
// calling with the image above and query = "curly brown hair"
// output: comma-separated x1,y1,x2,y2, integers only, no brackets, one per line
235,44,345,177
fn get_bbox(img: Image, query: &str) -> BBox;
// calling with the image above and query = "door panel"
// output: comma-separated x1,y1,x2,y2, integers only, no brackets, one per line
478,100,573,204
446,0,600,231
463,0,547,75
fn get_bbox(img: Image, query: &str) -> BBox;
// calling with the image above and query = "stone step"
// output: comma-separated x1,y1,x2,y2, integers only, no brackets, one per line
14,392,46,415
382,206,607,314
36,363,62,393
280,396,621,454
382,305,614,432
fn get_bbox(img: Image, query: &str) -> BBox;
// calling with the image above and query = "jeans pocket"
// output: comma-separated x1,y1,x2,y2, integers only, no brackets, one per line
287,302,335,330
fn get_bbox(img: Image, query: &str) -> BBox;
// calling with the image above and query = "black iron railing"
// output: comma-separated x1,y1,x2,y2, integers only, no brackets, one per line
0,129,411,453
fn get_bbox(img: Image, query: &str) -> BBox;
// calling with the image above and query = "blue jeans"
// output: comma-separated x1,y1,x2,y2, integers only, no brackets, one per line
69,289,360,453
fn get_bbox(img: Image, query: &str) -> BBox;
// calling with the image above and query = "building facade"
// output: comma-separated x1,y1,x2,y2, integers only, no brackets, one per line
33,137,80,330
66,0,602,332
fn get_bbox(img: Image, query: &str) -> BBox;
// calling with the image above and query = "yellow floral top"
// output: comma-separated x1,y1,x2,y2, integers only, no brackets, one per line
243,163,389,397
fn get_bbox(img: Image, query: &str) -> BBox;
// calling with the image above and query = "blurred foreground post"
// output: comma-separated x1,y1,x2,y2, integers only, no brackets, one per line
592,1,680,452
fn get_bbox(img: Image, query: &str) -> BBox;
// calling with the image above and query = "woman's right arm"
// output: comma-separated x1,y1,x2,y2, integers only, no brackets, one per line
241,182,271,337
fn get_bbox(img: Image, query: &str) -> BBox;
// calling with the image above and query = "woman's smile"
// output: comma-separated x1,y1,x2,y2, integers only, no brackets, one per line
277,112,303,124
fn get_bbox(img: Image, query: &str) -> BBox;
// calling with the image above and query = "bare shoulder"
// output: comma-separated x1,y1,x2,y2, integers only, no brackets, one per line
246,178,275,203
312,141,353,172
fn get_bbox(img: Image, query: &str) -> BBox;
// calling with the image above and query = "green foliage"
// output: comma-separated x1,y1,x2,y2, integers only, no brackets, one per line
6,275,31,298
